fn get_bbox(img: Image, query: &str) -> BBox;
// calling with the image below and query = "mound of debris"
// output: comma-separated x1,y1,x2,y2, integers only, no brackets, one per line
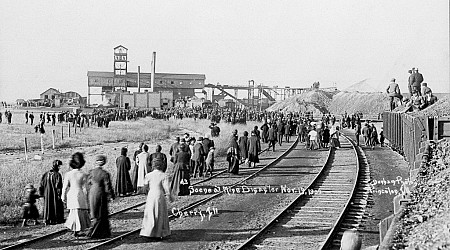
414,97,450,117
393,140,450,249
328,91,389,114
266,89,333,113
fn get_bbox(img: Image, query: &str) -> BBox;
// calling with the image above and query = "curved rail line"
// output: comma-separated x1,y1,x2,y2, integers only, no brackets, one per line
0,143,275,250
319,135,371,250
236,135,367,250
84,138,299,250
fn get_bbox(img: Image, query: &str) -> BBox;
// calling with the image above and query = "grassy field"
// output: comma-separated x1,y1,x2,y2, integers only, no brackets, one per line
0,112,260,224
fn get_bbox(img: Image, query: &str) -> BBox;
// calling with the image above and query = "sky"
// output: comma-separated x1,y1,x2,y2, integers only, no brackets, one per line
0,0,449,102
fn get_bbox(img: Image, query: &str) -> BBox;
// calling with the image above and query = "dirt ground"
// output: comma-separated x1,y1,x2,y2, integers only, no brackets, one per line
347,130,410,249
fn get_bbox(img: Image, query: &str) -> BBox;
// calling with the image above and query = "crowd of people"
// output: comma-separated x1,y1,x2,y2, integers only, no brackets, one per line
387,68,438,112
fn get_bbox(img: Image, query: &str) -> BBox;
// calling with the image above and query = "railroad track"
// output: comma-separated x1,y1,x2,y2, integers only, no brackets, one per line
237,135,370,250
0,141,286,250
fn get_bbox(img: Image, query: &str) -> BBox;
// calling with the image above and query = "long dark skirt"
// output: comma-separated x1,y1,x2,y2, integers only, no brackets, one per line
248,153,259,163
330,138,341,148
87,187,111,238
130,164,139,192
228,155,239,174
171,164,190,196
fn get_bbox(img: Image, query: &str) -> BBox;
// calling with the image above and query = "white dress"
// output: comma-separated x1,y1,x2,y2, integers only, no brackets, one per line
140,170,171,238
62,169,90,231
136,152,149,188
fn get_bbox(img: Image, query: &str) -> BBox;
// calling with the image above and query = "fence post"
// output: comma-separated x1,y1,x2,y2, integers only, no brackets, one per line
24,137,28,161
61,126,64,140
40,134,44,154
68,123,71,137
52,130,55,149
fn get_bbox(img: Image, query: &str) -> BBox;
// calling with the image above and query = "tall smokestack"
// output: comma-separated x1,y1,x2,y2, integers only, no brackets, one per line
137,66,141,93
150,52,156,92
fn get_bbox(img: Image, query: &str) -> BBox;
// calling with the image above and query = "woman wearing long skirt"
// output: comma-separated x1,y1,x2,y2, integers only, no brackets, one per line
247,131,261,168
62,152,90,236
39,160,65,225
140,163,174,239
115,147,134,196
227,133,240,175
170,144,191,196
87,155,115,238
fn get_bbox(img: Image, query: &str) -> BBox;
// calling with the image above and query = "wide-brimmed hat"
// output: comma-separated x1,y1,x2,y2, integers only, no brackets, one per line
96,155,107,166
25,184,35,190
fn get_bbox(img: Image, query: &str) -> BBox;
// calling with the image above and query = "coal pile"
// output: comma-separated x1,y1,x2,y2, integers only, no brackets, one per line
266,89,333,113
414,97,450,117
393,140,450,249
328,91,389,114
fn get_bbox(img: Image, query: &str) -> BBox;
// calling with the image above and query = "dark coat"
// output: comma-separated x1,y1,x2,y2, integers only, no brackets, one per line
268,127,277,141
247,135,261,163
193,142,205,161
238,135,249,159
148,152,168,172
115,155,133,195
202,138,214,154
39,169,64,224
87,167,115,238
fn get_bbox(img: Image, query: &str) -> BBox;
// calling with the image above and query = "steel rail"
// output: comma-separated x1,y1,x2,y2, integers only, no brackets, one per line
236,136,359,250
84,138,299,250
0,145,271,250
318,135,365,250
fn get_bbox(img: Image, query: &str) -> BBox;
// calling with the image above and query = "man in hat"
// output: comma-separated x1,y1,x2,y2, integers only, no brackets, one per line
412,68,424,95
386,78,403,111
407,69,415,96
169,137,181,163
192,137,205,178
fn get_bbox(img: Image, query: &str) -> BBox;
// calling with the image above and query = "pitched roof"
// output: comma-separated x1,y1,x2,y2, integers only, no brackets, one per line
40,88,60,95
87,71,205,80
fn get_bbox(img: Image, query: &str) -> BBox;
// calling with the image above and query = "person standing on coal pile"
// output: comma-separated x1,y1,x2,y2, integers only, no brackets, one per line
115,147,134,197
131,142,144,194
407,69,415,97
87,155,115,239
386,78,403,111
39,160,65,225
412,68,424,95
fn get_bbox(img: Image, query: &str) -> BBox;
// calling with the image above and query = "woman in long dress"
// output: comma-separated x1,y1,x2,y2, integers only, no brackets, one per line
87,155,115,238
62,152,90,236
170,144,191,196
140,161,174,239
136,145,150,194
247,131,261,168
39,160,65,225
115,147,133,196
227,133,240,175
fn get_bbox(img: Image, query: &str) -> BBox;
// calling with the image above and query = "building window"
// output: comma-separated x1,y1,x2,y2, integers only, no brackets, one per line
171,81,174,84
44,95,48,99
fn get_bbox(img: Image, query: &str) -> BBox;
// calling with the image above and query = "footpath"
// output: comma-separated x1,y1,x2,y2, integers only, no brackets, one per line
346,131,410,249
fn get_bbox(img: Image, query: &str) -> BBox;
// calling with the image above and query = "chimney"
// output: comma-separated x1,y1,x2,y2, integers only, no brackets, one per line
150,52,156,92
137,66,141,93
